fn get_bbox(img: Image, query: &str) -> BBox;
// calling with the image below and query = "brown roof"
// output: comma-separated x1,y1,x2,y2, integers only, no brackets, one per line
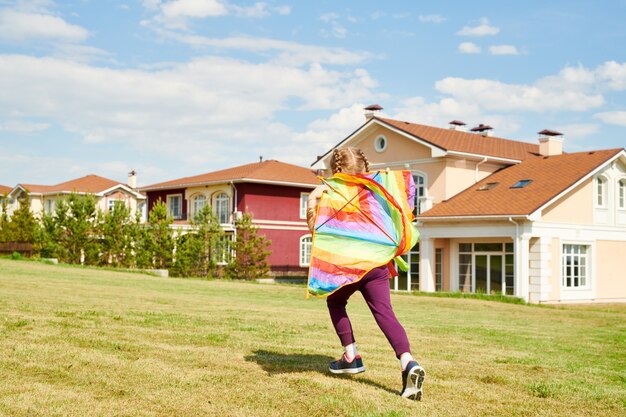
141,160,320,191
420,148,624,218
0,185,11,195
19,175,124,194
378,117,539,161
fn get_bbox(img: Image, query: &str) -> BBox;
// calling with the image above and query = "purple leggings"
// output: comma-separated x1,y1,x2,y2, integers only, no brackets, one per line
326,265,411,358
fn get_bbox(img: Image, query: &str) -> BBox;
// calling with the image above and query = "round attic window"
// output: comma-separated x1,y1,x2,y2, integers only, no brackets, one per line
374,135,388,152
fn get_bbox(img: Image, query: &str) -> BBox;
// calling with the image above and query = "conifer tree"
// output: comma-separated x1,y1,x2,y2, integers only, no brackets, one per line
4,197,38,243
226,212,271,280
136,199,174,269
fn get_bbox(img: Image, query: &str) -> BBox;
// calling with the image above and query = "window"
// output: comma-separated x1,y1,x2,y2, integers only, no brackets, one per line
596,177,607,207
214,193,230,224
619,179,626,210
478,182,499,191
193,194,206,217
413,174,426,215
167,194,182,219
435,248,442,291
511,179,532,189
300,235,312,266
108,199,123,212
374,135,388,152
562,244,589,288
300,193,309,218
45,199,54,214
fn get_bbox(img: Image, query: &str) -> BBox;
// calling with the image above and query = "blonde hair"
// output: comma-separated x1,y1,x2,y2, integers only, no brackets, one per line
330,147,370,175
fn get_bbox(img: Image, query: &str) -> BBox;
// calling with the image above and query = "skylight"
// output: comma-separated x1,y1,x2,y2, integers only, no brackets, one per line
478,182,499,191
511,179,532,189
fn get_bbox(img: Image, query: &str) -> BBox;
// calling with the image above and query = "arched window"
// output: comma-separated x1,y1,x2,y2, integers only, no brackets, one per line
192,194,206,217
214,193,230,224
619,179,626,210
596,176,607,208
300,235,312,266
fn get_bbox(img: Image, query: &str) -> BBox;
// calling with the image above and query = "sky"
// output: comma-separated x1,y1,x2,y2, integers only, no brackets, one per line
1,0,626,188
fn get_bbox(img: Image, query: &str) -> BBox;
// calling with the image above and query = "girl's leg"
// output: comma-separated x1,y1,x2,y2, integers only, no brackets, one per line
359,267,411,358
326,281,361,348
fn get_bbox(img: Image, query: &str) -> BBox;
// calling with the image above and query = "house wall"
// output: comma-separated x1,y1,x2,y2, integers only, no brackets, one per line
147,188,187,218
542,179,593,224
353,124,433,164
185,184,233,220
595,240,626,300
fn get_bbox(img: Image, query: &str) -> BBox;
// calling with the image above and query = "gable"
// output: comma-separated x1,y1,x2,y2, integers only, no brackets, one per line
541,178,593,224
352,124,436,165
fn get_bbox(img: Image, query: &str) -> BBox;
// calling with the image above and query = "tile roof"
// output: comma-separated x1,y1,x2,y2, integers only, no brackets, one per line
420,148,624,218
19,175,125,194
0,185,11,195
141,160,320,191
377,117,540,161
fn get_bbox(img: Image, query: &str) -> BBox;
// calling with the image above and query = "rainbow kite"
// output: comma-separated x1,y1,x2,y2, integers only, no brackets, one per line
307,170,420,298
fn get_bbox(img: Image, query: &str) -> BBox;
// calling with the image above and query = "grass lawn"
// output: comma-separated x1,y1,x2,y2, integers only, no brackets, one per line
0,258,624,417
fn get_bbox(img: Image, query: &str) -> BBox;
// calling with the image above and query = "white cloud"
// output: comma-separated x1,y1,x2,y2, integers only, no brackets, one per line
418,14,446,24
457,17,499,37
163,33,374,66
489,45,519,56
0,119,50,133
0,9,89,42
161,0,227,19
596,61,626,90
274,5,291,15
0,54,377,179
231,2,270,18
552,123,600,140
320,12,339,23
458,42,481,54
594,111,626,126
435,72,604,112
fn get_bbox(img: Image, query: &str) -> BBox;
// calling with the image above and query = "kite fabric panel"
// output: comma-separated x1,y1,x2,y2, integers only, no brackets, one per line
307,170,420,298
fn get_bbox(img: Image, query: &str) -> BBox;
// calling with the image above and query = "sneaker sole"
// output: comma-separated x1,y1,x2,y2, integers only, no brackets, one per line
401,366,425,400
329,366,366,375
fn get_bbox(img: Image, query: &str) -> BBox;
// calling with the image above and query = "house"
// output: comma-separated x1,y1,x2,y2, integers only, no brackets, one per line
0,185,11,216
312,109,626,303
6,172,146,220
139,160,320,276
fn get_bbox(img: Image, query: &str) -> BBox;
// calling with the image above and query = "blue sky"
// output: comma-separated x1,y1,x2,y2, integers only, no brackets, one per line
1,0,625,187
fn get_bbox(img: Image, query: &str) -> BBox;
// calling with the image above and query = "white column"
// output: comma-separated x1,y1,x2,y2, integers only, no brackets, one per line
515,236,531,302
528,237,552,303
419,237,435,292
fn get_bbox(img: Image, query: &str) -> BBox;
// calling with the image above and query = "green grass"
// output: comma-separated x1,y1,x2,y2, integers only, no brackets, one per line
0,259,624,417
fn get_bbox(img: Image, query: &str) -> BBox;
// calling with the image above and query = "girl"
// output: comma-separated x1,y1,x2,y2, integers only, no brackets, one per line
306,147,426,401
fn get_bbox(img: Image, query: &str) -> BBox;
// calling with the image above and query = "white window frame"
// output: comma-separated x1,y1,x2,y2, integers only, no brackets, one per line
300,192,309,219
561,242,592,292
214,192,230,224
618,178,626,210
192,194,206,217
45,199,54,214
300,235,312,266
108,199,123,213
374,134,388,152
167,194,183,219
595,176,607,208
412,171,427,216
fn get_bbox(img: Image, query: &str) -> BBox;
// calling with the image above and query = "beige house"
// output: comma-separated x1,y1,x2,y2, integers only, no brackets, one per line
312,112,626,303
6,173,146,220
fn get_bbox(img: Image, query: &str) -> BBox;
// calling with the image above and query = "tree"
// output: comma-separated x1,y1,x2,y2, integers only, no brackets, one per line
225,212,271,280
100,200,136,267
2,197,38,244
45,193,100,264
136,199,174,270
0,195,12,243
171,204,224,278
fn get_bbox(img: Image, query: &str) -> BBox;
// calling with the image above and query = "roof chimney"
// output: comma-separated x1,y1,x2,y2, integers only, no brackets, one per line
449,120,466,131
127,170,137,189
538,129,564,156
470,124,493,136
364,104,383,120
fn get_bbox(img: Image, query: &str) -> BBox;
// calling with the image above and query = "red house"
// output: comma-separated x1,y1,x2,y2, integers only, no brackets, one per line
139,160,320,277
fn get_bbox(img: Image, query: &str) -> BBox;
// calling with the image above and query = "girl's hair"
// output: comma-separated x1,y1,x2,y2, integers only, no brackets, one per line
330,147,370,175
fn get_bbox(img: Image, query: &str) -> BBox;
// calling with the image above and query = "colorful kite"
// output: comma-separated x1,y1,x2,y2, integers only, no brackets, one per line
307,170,420,298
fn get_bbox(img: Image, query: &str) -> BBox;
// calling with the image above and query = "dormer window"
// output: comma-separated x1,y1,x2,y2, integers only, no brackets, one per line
511,179,532,189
